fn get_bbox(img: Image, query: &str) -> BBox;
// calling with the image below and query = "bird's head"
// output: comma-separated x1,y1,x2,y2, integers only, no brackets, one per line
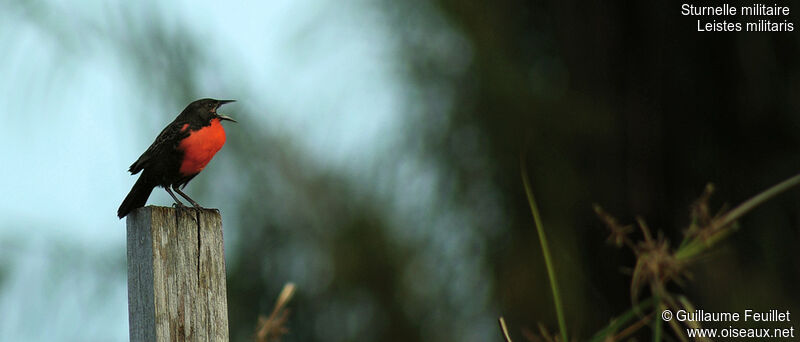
186,98,237,123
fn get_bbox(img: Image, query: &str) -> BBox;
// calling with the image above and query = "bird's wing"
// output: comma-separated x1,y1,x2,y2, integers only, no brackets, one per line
128,121,190,174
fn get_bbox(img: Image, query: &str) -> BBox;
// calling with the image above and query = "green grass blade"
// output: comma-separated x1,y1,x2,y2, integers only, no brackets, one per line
653,301,663,342
588,297,655,342
521,161,568,342
676,171,800,261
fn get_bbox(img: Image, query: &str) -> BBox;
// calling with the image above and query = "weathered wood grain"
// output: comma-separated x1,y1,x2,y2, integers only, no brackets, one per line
127,206,229,342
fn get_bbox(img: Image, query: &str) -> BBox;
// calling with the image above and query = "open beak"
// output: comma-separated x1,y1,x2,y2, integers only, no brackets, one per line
218,115,237,123
216,100,237,122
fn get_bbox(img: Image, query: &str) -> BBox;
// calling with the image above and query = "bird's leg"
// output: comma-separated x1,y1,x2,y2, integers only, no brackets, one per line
164,187,187,208
166,186,197,223
173,185,204,209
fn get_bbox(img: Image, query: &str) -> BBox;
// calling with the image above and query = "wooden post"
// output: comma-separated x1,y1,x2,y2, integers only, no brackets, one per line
126,206,229,342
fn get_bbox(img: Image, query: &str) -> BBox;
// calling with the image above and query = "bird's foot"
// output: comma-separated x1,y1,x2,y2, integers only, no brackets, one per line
172,187,205,211
183,198,205,210
172,202,187,208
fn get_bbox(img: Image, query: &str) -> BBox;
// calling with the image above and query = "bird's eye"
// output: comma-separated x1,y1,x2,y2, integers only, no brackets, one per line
207,103,214,108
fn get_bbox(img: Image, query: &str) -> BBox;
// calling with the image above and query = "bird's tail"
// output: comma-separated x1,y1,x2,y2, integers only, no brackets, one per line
118,176,156,219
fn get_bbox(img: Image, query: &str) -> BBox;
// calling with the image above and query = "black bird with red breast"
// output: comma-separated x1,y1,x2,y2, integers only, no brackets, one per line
117,98,236,218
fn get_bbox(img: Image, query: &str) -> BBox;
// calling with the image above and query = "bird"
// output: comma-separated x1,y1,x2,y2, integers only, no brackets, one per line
117,98,236,219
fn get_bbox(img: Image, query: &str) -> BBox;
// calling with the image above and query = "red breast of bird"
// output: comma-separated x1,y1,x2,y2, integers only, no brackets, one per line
178,118,226,176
